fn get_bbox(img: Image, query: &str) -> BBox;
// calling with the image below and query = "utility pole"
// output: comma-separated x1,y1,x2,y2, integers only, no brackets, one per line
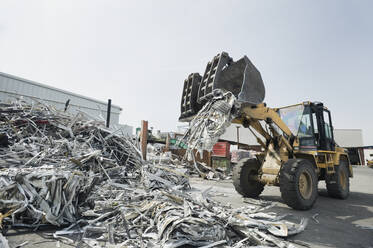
106,99,112,128
140,120,148,160
165,134,170,152
236,126,240,150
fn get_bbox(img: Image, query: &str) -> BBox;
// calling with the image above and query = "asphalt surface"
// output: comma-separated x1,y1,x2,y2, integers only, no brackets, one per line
4,166,373,248
191,166,373,248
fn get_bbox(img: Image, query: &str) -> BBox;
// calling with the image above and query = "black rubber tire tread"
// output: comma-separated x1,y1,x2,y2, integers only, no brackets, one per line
279,159,318,210
326,159,350,199
233,158,264,198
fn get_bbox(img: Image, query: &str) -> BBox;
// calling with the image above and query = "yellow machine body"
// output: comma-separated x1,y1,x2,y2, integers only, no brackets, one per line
232,102,352,186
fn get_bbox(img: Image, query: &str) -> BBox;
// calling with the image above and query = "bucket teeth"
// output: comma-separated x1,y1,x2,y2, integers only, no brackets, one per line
179,73,202,122
198,52,233,104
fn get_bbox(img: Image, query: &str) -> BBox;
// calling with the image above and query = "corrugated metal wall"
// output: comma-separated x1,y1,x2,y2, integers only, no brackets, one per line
0,72,122,125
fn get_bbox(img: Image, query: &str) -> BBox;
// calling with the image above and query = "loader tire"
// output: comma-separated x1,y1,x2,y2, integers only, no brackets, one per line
233,158,264,198
326,159,349,199
279,159,318,210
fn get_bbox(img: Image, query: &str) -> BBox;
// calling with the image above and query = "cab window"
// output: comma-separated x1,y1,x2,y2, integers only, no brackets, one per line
323,111,332,139
298,112,312,137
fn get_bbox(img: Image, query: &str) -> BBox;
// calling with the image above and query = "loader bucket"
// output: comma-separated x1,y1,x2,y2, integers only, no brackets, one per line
198,52,265,105
179,73,203,122
179,52,265,122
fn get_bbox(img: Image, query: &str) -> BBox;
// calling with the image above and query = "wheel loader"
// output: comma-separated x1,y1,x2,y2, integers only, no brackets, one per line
179,52,352,210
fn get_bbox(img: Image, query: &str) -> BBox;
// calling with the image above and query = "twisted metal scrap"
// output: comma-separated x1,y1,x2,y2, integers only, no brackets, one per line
0,99,308,247
178,91,237,179
181,90,237,154
0,168,87,227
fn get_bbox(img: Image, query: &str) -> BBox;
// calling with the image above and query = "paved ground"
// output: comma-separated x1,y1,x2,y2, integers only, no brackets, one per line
4,166,373,248
191,166,373,248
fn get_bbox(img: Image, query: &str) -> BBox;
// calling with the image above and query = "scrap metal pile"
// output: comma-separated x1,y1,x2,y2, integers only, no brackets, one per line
0,99,308,247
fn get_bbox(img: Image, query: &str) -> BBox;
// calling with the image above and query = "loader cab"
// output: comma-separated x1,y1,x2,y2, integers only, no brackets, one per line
278,102,335,151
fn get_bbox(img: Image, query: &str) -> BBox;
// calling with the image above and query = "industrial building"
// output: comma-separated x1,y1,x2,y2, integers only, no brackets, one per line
0,72,133,135
334,129,365,165
220,124,260,151
363,146,373,164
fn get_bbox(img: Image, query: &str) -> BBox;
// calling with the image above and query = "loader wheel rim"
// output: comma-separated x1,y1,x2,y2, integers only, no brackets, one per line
299,171,313,199
340,169,347,190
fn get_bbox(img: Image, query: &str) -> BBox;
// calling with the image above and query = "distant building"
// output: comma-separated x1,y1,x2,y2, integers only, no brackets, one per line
220,124,260,151
0,71,133,136
334,129,364,165
363,147,373,164
333,129,364,148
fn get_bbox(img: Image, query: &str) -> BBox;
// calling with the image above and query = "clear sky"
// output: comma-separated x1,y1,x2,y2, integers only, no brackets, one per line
1,1,372,144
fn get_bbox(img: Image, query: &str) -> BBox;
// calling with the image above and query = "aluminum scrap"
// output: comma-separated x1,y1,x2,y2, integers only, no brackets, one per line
181,90,237,154
0,99,308,247
0,233,9,248
178,90,237,180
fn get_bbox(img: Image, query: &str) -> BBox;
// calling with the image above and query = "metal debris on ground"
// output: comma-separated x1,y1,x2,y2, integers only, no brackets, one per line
0,233,9,248
0,99,308,247
312,214,319,224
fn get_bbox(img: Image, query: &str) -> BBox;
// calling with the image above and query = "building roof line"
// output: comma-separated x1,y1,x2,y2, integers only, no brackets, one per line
334,128,362,131
0,71,122,110
0,90,121,114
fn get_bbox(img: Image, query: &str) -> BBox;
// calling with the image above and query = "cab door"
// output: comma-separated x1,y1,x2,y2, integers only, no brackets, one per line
322,110,335,151
313,104,335,151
